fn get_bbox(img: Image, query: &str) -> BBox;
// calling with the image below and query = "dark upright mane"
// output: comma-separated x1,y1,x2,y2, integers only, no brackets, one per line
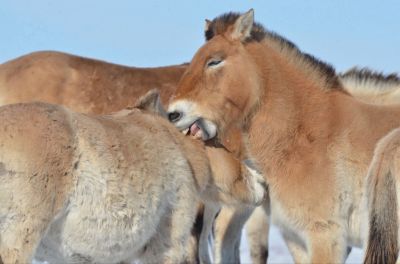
205,12,341,89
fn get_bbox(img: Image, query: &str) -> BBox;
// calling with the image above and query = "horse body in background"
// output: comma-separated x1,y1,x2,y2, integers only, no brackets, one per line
0,51,186,112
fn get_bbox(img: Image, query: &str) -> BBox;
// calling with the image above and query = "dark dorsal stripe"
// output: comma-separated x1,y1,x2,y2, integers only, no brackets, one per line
205,12,341,89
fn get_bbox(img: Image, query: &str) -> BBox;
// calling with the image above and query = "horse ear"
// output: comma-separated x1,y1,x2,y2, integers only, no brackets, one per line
134,89,167,117
231,9,254,41
205,19,211,32
205,19,214,40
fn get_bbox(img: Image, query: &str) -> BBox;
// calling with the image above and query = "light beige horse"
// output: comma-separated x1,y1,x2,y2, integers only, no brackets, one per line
0,90,265,264
168,9,400,263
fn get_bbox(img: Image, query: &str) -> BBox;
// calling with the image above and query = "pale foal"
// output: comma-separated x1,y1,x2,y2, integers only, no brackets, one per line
0,90,266,264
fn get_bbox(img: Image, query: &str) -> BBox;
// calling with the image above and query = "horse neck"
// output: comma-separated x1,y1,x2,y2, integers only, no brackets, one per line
245,43,400,169
246,42,341,139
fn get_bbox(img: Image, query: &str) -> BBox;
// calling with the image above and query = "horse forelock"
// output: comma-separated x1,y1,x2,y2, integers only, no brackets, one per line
204,11,341,90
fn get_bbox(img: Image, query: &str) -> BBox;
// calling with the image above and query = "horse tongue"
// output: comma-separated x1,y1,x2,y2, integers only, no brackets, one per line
190,122,202,139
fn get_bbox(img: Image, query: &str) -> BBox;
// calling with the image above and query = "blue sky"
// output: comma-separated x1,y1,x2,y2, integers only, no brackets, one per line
1,0,399,73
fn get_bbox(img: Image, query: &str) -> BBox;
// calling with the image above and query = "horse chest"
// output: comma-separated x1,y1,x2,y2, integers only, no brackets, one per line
264,142,368,241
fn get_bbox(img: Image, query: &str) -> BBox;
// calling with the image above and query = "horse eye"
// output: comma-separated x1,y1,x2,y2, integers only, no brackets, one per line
207,59,222,68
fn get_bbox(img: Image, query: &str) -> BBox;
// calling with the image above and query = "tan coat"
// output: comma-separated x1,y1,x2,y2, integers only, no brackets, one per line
168,9,400,263
0,92,265,264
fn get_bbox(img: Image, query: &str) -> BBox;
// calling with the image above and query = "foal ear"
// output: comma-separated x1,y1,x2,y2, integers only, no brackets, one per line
134,89,167,117
231,9,254,41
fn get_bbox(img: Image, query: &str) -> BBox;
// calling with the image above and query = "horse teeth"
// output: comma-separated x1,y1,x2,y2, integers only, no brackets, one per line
182,128,189,135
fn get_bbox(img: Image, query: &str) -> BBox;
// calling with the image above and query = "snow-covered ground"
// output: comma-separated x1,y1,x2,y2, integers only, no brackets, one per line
240,225,364,264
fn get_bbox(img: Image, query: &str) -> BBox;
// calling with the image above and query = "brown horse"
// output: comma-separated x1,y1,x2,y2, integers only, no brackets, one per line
168,9,400,263
235,67,400,264
0,51,186,112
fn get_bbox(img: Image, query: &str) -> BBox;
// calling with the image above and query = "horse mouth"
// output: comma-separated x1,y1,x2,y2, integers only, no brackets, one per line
182,120,209,140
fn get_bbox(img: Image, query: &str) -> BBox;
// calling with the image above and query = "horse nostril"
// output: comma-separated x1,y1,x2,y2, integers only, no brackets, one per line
168,112,182,122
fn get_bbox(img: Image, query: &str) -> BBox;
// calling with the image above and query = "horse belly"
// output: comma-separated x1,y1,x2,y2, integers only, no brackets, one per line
61,199,166,263
38,177,170,264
